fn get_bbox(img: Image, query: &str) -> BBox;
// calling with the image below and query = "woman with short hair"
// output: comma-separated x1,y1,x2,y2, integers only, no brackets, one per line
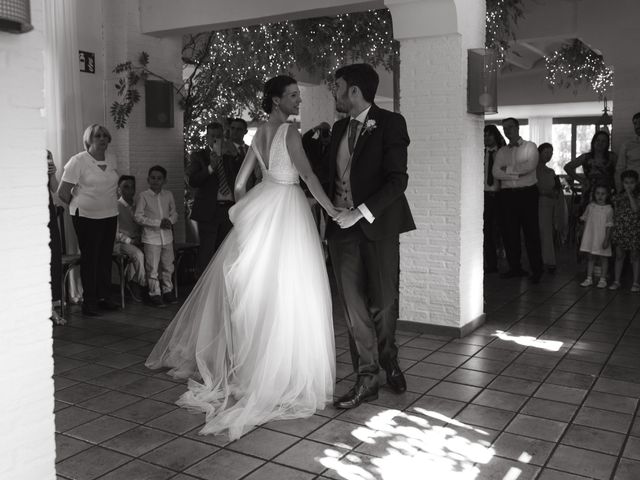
58,124,120,316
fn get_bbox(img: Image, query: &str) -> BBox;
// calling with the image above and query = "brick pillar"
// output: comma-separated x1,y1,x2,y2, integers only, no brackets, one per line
387,0,486,336
103,0,186,241
0,0,57,478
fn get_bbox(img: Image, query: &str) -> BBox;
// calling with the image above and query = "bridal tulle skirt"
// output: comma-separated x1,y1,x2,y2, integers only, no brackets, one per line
146,179,335,439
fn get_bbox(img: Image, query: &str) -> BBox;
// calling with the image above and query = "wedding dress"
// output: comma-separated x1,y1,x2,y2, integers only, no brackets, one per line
146,123,335,439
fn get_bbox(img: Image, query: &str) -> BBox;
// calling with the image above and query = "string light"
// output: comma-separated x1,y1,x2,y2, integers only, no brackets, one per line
545,39,614,97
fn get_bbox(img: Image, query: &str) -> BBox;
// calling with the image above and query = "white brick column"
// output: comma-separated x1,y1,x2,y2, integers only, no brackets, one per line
103,0,186,241
0,0,56,478
299,84,335,134
387,0,486,335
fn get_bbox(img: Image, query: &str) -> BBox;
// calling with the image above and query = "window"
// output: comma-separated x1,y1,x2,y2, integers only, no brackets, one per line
550,117,611,175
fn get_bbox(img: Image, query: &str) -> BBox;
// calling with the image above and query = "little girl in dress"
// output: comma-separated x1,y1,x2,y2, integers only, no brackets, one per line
579,184,613,288
610,170,640,292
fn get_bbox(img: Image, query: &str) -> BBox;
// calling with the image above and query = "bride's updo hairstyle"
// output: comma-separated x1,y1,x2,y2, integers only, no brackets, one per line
262,75,297,114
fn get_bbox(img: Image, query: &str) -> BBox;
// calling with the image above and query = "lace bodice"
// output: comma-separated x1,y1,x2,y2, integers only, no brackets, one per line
252,123,299,185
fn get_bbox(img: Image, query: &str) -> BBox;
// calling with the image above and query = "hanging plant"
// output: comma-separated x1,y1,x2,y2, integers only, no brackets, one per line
485,0,526,63
545,39,614,97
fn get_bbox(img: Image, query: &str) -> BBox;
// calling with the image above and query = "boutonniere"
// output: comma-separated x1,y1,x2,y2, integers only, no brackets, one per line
362,119,377,135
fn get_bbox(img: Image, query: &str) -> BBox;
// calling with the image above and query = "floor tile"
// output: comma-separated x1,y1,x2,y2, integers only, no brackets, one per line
502,363,552,382
623,435,640,461
409,395,467,420
615,458,640,480
404,374,438,394
87,369,146,389
55,406,102,433
97,460,174,480
462,356,508,374
404,361,455,380
546,370,596,389
56,446,130,480
547,444,617,480
505,414,567,442
426,381,481,402
111,398,176,424
492,432,554,466
146,408,204,435
444,368,496,387
65,415,137,444
561,424,625,455
583,390,638,414
55,383,109,405
273,439,347,474
472,389,528,412
534,383,588,405
308,419,363,449
76,390,140,414
455,404,515,430
520,398,578,422
335,403,393,427
55,434,92,463
593,377,640,397
141,437,219,471
264,414,330,436
60,364,115,382
573,406,633,433
475,455,540,479
537,467,592,479
424,351,470,367
243,462,315,480
488,375,540,395
227,427,300,459
117,376,177,397
101,425,175,456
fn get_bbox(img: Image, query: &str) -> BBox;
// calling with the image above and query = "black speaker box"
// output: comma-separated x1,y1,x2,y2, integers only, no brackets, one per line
145,80,174,128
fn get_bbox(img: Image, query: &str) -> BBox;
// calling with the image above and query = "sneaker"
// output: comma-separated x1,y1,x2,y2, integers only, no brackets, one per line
580,277,593,287
609,282,621,291
149,295,166,308
126,282,143,303
632,283,640,293
597,278,607,289
163,292,178,304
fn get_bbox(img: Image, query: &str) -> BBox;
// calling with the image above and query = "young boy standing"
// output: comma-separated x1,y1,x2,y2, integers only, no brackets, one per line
114,175,146,302
135,166,178,307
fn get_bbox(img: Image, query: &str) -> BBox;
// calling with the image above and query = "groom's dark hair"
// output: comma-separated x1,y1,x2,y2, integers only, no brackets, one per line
335,64,379,103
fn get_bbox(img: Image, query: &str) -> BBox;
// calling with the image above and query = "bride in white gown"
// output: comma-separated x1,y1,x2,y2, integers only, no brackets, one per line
146,75,339,440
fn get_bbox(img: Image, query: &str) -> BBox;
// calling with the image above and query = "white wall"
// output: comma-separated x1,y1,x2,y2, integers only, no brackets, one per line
0,0,56,478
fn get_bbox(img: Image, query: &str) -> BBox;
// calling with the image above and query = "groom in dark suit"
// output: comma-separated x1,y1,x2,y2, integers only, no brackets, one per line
188,122,246,276
327,64,416,409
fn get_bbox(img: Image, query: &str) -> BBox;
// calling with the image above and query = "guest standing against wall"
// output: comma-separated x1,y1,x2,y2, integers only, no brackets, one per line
492,117,543,283
58,124,120,316
483,125,506,273
537,143,563,273
616,112,640,192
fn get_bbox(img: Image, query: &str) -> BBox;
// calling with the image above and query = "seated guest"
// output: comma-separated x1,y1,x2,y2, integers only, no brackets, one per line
113,175,146,302
47,150,66,325
616,112,640,192
537,143,563,273
58,124,120,316
135,166,178,307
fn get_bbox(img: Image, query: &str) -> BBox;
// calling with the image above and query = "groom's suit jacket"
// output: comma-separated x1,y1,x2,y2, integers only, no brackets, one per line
326,104,416,241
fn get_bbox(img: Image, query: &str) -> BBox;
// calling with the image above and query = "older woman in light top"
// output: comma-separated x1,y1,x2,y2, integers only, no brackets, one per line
58,124,120,316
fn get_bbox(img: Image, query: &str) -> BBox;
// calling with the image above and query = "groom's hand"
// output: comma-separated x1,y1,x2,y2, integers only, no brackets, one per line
335,208,363,229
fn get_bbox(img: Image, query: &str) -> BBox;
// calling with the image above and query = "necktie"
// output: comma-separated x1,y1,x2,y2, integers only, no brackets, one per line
348,119,360,155
212,151,231,197
487,150,495,187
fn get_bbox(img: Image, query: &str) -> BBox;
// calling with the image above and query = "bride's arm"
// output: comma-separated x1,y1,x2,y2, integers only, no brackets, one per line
287,127,338,218
234,149,258,202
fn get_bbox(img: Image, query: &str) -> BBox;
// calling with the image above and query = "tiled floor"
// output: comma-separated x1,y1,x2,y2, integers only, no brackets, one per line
53,260,640,479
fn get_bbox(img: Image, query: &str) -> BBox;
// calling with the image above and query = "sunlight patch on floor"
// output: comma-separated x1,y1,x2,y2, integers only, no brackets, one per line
493,330,563,351
319,407,497,480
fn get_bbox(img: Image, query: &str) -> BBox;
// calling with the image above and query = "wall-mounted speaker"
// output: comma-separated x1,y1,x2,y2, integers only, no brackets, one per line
0,0,33,33
145,80,174,128
467,48,498,115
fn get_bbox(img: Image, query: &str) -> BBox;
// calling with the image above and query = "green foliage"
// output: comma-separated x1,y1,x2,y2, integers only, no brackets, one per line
485,0,526,62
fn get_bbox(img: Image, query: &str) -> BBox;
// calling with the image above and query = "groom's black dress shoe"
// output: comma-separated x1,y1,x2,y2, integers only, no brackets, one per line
334,383,378,409
384,360,407,393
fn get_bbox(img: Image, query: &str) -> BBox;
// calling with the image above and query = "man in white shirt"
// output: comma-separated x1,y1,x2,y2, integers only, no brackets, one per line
492,117,543,283
113,175,146,302
616,112,640,191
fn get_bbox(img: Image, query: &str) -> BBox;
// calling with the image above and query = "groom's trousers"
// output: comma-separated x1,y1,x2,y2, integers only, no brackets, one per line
328,225,400,387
